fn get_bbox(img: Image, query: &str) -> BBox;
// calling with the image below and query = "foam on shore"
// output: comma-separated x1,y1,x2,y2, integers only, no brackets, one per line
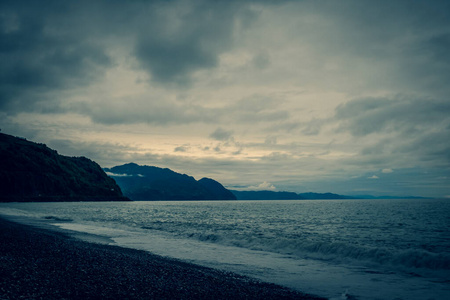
0,216,325,300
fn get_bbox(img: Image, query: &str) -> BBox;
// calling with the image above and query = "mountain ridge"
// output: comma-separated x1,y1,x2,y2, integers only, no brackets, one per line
1,132,427,202
104,163,237,201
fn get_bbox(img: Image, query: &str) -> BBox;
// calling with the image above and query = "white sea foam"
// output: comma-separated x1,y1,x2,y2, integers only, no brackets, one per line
178,230,450,271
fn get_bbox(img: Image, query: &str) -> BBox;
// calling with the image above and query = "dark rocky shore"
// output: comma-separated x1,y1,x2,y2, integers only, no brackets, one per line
0,217,325,300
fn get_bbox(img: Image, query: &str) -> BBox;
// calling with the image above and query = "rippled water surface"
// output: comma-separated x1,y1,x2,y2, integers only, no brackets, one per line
1,199,449,299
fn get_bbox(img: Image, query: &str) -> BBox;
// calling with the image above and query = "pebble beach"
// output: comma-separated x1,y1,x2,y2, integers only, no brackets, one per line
0,217,325,300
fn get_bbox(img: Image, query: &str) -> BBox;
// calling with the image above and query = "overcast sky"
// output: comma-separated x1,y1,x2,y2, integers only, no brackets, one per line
1,0,450,197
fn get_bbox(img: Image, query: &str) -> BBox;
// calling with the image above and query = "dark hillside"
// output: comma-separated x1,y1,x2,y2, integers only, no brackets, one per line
105,163,236,200
198,177,237,200
0,133,129,202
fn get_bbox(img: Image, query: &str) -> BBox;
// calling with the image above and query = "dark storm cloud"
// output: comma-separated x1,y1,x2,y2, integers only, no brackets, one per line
134,1,242,86
313,0,450,55
0,0,113,112
3,0,449,116
305,0,450,95
0,0,252,113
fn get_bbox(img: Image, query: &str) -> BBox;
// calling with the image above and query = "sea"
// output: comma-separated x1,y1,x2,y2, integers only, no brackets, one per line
1,198,449,300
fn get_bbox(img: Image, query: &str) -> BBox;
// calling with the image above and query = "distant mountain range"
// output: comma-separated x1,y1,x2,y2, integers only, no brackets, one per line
0,132,427,202
104,163,236,201
0,133,128,202
230,191,429,200
230,190,353,200
104,163,354,201
349,195,429,200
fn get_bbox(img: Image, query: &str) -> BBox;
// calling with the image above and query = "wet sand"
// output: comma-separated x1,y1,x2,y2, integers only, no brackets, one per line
0,217,325,299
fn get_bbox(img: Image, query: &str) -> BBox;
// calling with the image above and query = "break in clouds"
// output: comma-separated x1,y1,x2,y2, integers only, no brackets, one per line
1,0,450,197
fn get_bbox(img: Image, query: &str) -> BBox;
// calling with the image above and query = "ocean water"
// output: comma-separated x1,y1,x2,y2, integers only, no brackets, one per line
1,199,449,300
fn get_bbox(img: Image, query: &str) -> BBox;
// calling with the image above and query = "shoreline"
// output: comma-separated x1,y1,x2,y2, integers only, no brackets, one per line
0,216,325,299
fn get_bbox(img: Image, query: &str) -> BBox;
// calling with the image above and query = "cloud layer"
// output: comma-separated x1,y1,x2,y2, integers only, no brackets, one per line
1,0,449,197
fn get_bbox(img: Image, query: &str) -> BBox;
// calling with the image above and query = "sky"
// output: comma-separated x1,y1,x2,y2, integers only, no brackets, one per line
1,0,450,198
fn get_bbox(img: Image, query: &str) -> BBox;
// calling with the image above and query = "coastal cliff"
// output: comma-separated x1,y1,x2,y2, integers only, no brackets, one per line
0,133,129,202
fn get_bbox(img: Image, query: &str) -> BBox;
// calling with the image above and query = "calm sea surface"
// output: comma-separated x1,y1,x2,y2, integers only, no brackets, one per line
1,199,449,299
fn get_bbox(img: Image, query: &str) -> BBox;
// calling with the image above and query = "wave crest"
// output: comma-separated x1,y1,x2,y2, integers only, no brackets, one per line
178,231,450,270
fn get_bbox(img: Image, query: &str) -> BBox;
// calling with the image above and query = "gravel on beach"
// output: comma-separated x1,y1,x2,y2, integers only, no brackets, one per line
0,217,326,300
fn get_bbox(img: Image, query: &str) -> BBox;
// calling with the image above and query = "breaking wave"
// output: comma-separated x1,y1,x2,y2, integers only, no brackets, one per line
143,229,450,271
